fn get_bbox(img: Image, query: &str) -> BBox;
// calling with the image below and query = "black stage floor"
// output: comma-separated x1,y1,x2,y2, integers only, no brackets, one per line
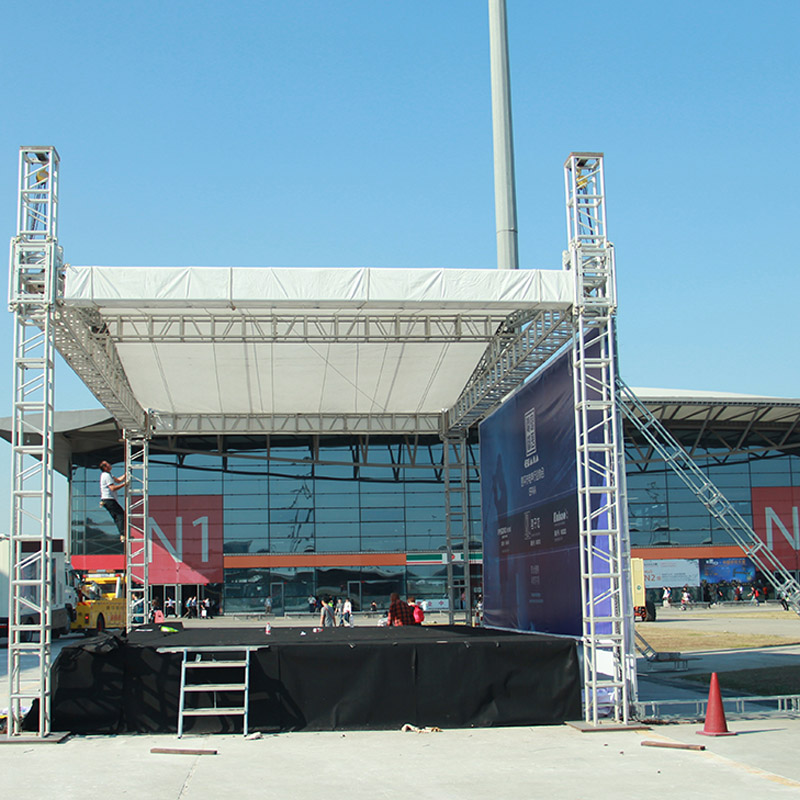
46,624,581,734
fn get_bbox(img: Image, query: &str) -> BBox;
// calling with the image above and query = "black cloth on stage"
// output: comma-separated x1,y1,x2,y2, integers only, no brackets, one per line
41,624,581,734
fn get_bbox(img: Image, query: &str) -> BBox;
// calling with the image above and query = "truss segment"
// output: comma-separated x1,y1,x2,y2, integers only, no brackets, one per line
102,312,509,344
618,379,800,613
565,152,634,726
152,412,442,435
6,147,60,737
444,308,573,431
52,306,146,431
440,430,472,624
125,433,150,628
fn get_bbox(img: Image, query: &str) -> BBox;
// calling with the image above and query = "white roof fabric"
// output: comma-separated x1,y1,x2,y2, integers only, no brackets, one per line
63,266,573,419
64,266,571,310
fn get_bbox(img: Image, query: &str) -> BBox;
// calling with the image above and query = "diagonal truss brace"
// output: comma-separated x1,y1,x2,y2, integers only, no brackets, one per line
618,379,800,614
444,308,573,431
52,305,146,431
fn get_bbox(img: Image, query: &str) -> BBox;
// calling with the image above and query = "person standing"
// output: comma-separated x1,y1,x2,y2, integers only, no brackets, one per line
342,597,353,627
308,594,316,614
99,460,127,540
319,597,336,627
387,592,415,626
408,596,425,625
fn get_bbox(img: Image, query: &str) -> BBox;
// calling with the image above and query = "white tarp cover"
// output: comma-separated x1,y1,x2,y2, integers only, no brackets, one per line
64,266,572,309
62,266,573,417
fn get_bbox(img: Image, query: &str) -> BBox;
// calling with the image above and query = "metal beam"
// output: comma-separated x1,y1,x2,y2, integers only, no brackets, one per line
152,411,443,435
52,305,147,432
444,309,573,431
101,312,513,344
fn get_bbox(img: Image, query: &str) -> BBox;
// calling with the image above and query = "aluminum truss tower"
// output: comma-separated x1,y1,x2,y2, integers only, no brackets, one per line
441,430,473,624
7,147,62,737
125,433,150,628
564,153,635,725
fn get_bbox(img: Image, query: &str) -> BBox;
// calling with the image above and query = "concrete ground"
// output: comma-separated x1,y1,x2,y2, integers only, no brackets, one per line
2,606,799,798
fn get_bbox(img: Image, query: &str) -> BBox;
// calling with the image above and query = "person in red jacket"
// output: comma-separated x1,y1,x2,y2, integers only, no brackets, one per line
407,595,425,625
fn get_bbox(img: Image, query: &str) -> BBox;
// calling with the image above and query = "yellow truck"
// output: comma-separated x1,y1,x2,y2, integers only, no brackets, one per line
631,557,656,621
71,571,127,633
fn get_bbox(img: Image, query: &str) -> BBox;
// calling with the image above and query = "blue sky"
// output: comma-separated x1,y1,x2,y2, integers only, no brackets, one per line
1,1,798,533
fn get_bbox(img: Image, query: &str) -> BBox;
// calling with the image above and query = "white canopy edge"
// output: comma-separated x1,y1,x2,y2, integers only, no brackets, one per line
63,266,573,311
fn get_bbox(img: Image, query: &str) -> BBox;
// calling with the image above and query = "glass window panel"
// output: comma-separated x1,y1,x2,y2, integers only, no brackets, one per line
315,464,357,484
360,536,404,553
224,477,269,495
360,492,403,508
270,491,314,509
405,534,444,550
360,507,404,523
225,494,268,510
316,523,358,539
224,508,268,525
361,521,404,538
405,507,445,523
223,522,267,538
315,538,360,553
315,491,359,508
269,537,316,554
270,508,314,524
315,506,359,523
405,492,446,508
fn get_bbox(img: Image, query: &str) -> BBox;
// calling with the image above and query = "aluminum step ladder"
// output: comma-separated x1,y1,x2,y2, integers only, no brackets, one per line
174,646,252,737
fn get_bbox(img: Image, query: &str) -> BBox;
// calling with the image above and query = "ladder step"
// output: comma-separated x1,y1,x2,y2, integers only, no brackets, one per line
186,660,248,668
183,683,247,692
182,707,246,717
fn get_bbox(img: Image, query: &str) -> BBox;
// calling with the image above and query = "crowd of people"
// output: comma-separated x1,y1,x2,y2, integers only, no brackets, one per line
661,580,787,610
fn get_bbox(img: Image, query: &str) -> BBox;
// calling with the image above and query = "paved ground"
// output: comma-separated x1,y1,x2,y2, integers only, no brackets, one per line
2,607,799,797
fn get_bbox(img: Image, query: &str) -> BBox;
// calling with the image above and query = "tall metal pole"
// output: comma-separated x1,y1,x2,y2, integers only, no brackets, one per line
489,0,519,270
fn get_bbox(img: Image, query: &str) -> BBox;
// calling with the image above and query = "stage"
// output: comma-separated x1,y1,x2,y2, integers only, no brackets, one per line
44,624,581,734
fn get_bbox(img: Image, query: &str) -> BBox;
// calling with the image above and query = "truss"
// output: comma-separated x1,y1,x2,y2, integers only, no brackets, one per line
125,434,150,628
619,379,800,613
100,311,509,344
440,430,472,624
444,308,573,430
151,411,442,436
565,153,634,726
6,147,60,737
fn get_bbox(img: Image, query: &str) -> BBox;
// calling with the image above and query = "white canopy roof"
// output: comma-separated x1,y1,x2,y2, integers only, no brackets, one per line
62,266,572,431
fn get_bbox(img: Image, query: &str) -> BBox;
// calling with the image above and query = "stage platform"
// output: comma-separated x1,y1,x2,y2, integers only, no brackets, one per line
44,624,581,734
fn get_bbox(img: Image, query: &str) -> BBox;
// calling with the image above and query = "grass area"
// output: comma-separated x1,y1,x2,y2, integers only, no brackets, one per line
636,627,800,653
684,666,800,696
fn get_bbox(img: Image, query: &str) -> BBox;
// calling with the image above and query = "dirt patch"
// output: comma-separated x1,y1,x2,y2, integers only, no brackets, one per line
636,627,800,653
683,666,800,696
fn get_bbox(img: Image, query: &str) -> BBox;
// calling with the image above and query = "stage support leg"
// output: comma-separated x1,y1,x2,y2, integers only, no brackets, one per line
125,432,150,629
564,153,636,725
7,147,61,738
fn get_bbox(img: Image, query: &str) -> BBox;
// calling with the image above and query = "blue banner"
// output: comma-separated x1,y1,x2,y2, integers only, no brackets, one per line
699,557,756,584
480,348,581,635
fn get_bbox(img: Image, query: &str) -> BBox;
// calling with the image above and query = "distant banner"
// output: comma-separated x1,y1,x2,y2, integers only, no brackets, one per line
480,348,581,636
643,559,700,588
751,487,800,573
148,495,224,584
699,557,756,584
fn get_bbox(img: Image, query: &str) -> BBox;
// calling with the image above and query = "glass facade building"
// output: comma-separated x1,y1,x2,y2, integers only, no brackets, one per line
67,414,800,614
71,435,482,614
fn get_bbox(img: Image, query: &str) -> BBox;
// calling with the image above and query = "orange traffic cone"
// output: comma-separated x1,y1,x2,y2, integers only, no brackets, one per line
697,672,736,736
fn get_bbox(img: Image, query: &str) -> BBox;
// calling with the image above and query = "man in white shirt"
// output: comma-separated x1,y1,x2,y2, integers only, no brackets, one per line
99,460,127,540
